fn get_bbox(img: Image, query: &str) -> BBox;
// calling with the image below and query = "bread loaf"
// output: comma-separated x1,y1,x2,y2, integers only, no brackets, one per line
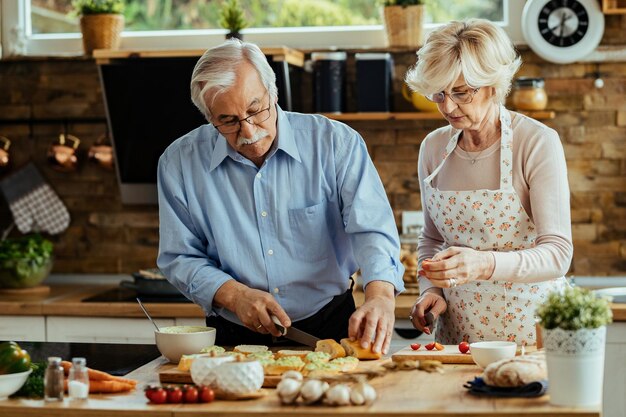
340,338,382,360
315,339,346,359
483,352,547,387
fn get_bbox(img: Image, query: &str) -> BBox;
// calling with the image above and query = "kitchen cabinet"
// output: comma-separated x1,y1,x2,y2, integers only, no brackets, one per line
0,316,46,341
602,0,626,14
46,316,175,344
604,322,626,417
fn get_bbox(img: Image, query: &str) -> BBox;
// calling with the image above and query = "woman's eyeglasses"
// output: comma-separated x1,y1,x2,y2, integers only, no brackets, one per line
426,87,481,104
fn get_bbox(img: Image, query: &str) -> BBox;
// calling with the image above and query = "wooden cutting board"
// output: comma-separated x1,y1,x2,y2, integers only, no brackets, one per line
391,344,475,364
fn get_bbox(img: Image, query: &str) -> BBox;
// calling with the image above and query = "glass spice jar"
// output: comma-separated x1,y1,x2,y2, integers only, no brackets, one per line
44,357,64,402
512,77,548,111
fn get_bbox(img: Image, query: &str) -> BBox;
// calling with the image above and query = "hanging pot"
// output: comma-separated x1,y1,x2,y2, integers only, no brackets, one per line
47,133,80,172
88,134,114,170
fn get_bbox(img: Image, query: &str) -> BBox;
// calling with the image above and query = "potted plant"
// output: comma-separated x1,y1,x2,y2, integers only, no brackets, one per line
219,0,248,40
536,286,613,407
381,0,425,48
72,0,125,55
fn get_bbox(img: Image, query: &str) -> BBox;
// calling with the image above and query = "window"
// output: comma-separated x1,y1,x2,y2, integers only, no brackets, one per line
2,1,521,56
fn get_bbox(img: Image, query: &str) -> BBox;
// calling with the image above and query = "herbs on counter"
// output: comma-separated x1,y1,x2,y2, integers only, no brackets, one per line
13,362,46,399
0,234,53,280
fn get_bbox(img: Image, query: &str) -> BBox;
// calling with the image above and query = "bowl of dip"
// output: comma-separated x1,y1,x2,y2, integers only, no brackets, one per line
155,326,216,363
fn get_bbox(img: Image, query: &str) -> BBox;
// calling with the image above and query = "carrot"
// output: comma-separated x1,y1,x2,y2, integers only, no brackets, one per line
61,361,138,385
63,378,135,393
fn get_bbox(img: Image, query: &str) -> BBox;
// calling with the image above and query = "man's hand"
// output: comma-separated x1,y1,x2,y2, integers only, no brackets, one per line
409,289,447,335
213,280,290,337
348,280,395,355
419,246,494,288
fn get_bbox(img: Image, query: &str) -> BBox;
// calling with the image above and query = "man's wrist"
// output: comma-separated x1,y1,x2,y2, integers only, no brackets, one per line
363,280,395,300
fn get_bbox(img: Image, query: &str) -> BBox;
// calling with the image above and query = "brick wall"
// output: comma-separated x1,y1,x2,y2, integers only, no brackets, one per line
0,15,624,276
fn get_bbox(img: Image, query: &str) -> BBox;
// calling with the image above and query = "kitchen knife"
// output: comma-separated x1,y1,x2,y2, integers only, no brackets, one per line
271,315,320,348
424,311,436,335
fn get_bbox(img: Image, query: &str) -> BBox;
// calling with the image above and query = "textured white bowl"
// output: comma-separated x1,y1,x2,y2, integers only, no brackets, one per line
0,369,32,400
470,341,517,369
190,355,235,388
214,360,264,396
155,326,216,363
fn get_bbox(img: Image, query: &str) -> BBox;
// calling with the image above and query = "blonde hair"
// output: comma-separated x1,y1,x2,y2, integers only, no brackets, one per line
405,19,521,105
190,39,278,121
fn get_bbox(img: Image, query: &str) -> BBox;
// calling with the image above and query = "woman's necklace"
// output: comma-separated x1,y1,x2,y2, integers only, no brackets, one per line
464,147,485,165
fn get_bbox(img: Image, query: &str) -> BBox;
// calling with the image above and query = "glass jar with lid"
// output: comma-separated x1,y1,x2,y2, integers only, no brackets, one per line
512,77,548,111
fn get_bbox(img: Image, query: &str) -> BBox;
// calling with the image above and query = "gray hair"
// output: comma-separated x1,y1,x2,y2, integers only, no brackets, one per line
190,39,278,120
405,19,521,105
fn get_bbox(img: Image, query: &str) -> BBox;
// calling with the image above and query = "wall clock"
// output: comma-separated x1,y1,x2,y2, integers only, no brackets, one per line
521,0,605,64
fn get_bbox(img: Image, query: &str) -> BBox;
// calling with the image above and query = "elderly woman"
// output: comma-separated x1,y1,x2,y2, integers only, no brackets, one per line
405,19,572,346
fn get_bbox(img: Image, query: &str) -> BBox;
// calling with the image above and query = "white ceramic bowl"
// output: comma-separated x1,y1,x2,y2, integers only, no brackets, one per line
214,360,264,396
155,326,216,363
0,369,32,400
190,355,235,388
470,341,517,369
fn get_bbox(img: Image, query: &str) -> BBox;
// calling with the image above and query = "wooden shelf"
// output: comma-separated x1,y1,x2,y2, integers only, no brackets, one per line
321,110,555,121
93,46,305,67
602,0,626,14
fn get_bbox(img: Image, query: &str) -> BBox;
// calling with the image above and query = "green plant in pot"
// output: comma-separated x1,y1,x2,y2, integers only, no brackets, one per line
0,235,54,289
219,0,248,40
71,0,125,55
535,286,613,407
381,0,424,48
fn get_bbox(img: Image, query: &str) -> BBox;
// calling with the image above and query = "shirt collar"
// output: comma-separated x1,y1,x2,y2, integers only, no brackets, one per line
208,104,301,172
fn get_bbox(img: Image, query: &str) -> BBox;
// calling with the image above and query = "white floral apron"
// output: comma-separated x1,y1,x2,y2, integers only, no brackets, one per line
422,106,567,346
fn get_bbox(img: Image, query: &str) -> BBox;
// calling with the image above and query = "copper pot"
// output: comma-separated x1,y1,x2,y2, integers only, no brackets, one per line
47,133,80,172
0,136,10,170
88,134,114,170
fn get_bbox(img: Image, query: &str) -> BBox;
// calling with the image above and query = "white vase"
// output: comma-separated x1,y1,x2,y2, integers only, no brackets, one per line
214,360,264,396
542,326,606,407
190,355,234,388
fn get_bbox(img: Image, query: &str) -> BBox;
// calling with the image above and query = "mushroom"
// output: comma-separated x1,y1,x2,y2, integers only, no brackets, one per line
299,379,329,404
276,378,301,404
350,381,377,405
281,370,303,381
324,384,352,406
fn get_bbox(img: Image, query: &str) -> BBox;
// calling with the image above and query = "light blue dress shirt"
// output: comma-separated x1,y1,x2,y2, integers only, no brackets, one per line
157,106,404,325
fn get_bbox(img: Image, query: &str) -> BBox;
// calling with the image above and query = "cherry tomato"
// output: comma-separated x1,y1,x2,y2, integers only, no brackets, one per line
199,386,215,403
458,341,470,354
167,387,183,403
425,342,436,350
434,342,444,351
150,388,168,404
410,343,421,351
184,386,199,403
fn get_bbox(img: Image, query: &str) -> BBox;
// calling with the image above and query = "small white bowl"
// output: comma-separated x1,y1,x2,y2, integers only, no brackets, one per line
470,341,517,369
0,369,32,400
155,326,216,363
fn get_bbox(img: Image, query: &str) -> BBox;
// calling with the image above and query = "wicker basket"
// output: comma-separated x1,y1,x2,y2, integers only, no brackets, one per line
79,14,124,55
382,5,424,48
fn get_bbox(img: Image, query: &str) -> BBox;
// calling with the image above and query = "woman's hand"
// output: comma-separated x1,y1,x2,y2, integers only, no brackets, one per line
409,290,447,335
419,246,495,288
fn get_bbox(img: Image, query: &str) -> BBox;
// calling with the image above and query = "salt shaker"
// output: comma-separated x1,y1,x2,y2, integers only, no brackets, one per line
68,357,90,400
44,357,64,402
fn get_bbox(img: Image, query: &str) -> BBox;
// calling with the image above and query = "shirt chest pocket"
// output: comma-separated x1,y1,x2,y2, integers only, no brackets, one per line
288,201,332,262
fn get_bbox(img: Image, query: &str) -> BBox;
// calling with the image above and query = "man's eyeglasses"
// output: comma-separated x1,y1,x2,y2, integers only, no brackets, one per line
426,87,481,104
212,100,272,134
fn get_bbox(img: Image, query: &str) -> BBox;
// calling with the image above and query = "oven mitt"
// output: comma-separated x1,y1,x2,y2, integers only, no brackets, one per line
0,163,70,235
463,377,548,398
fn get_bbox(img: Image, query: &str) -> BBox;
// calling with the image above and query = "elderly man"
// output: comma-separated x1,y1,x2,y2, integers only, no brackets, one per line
157,39,404,354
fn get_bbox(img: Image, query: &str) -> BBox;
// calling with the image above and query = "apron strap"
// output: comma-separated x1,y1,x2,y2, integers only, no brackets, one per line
498,105,514,192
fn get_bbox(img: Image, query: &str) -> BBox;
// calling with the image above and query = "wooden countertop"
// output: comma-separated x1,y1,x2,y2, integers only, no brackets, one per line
0,356,600,417
1,284,624,321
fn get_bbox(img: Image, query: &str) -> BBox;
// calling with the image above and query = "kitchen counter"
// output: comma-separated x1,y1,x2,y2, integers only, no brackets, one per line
1,282,625,321
0,355,600,417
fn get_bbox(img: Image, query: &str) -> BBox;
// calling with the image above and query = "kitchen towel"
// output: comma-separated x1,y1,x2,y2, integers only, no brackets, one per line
463,377,548,398
0,163,70,235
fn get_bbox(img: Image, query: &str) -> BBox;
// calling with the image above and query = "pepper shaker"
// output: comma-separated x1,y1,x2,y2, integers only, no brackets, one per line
44,357,64,402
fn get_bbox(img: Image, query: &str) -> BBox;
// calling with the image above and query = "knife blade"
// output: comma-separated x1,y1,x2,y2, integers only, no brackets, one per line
424,311,436,335
271,315,320,348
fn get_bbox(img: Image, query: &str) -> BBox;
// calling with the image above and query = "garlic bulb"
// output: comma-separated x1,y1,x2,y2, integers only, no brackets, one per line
281,370,303,381
300,379,329,404
350,381,377,405
324,384,352,406
276,378,301,404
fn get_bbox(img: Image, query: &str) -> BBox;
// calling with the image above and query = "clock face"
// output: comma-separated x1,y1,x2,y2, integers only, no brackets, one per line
538,1,588,47
522,0,605,64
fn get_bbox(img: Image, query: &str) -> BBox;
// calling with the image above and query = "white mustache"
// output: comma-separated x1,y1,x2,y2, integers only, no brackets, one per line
237,128,269,146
